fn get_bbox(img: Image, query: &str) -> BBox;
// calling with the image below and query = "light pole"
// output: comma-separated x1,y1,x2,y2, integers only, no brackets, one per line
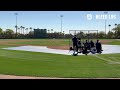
104,19,107,38
104,11,108,37
15,13,18,36
60,15,63,34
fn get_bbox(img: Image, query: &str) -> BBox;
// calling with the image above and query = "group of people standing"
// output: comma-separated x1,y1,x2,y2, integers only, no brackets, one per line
71,35,102,54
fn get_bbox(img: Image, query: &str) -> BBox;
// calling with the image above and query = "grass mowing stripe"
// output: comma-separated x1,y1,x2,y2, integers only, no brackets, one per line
0,39,120,77
93,54,120,64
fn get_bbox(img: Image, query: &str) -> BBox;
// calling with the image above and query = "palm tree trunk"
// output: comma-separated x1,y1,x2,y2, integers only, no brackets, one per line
22,27,24,35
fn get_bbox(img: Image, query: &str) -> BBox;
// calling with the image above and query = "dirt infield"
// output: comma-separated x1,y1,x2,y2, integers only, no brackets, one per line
0,74,80,79
0,39,119,79
48,40,113,50
0,40,32,46
116,39,120,41
0,39,113,50
0,39,32,43
99,40,112,44
0,74,120,79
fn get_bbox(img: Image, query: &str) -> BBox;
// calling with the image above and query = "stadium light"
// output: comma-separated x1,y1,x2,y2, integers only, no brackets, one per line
104,11,108,36
60,15,63,34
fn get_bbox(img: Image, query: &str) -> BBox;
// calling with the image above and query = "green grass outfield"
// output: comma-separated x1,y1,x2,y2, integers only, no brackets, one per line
0,39,120,78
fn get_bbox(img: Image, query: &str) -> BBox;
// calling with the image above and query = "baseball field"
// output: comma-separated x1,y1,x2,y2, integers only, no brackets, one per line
0,39,120,78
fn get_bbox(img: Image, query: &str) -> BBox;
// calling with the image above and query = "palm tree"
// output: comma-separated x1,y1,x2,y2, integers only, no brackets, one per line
15,25,17,34
25,28,28,34
20,26,23,34
51,29,53,33
114,24,117,31
48,30,50,33
115,24,117,27
113,24,117,31
114,24,117,38
18,28,20,34
108,24,111,32
30,27,32,32
22,27,25,35
63,31,65,38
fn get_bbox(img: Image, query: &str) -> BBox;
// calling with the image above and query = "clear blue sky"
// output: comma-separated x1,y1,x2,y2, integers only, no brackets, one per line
0,11,120,34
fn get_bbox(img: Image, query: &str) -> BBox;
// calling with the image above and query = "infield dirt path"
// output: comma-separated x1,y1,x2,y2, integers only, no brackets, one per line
48,40,113,50
116,39,120,41
0,74,79,79
0,74,120,79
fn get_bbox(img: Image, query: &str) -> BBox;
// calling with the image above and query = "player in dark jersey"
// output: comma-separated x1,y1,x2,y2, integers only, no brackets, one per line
96,40,102,53
72,35,78,52
90,40,96,54
77,38,82,53
90,40,94,48
82,40,89,55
